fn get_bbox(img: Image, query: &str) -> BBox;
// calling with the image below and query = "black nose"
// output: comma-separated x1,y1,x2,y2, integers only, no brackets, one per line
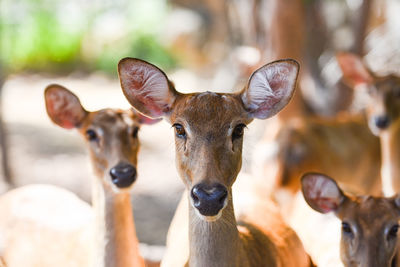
191,183,228,216
375,115,390,129
110,163,137,188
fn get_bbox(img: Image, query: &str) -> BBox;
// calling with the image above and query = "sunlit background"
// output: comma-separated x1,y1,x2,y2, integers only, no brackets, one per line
0,0,399,262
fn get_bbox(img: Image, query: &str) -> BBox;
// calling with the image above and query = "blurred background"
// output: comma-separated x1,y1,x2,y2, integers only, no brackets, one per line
0,0,399,261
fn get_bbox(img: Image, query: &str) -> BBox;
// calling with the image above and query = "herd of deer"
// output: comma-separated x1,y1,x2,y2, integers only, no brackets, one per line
0,51,399,267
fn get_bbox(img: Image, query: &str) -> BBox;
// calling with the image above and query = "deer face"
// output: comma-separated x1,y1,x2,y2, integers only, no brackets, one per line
302,173,400,267
363,76,400,135
118,58,299,221
337,53,400,135
44,84,159,192
169,92,251,220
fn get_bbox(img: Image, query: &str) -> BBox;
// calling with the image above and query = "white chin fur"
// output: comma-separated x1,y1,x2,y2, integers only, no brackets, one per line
195,209,223,222
368,119,383,136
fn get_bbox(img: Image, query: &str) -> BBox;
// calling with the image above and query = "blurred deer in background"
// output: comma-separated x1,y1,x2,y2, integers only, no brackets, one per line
118,58,311,267
337,52,400,197
0,85,159,267
253,55,383,217
301,172,400,267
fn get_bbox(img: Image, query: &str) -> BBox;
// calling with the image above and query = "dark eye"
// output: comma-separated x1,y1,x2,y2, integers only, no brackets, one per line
173,123,186,139
85,129,98,141
389,224,399,238
342,222,353,236
232,124,246,140
132,127,139,138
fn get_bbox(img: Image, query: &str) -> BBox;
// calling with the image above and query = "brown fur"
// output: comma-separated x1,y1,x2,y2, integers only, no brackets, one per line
272,114,381,195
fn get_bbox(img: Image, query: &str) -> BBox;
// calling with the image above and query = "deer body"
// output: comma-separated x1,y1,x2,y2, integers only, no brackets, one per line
118,58,311,266
0,184,93,267
257,113,381,203
380,122,400,196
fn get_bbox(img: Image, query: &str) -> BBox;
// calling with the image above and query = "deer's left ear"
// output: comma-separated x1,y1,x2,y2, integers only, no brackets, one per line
240,59,299,119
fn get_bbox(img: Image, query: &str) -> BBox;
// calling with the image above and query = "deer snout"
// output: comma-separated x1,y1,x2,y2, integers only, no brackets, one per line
375,115,391,130
191,183,228,217
110,162,137,188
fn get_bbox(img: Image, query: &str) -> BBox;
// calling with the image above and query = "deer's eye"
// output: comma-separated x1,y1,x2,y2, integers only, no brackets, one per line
232,124,246,141
342,222,353,236
85,129,98,141
389,224,399,239
173,123,186,139
132,127,139,138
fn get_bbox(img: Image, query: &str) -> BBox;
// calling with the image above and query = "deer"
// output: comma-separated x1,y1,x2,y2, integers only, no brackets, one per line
118,57,311,267
45,84,161,267
301,172,400,267
336,52,400,197
0,85,159,267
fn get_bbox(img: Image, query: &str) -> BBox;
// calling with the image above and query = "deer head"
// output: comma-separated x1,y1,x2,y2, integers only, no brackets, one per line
44,84,159,192
337,52,400,136
302,172,400,267
118,58,299,221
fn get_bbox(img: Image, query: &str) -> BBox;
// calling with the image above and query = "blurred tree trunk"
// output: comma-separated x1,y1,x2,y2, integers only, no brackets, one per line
351,0,373,56
265,0,307,119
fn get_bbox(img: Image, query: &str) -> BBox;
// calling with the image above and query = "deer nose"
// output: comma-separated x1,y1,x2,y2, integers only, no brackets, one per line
110,163,137,188
191,183,228,216
375,115,390,129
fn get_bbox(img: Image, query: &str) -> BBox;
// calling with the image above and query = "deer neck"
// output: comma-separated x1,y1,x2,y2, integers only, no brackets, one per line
92,176,144,267
380,120,400,196
188,191,244,267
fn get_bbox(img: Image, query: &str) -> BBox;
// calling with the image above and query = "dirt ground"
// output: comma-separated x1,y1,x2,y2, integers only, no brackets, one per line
0,72,265,260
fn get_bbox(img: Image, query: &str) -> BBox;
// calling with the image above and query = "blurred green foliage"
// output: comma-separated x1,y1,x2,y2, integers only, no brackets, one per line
0,0,177,76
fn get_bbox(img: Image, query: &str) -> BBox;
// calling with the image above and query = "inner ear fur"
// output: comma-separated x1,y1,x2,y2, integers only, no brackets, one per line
118,58,179,119
240,59,300,120
301,172,346,214
44,84,88,129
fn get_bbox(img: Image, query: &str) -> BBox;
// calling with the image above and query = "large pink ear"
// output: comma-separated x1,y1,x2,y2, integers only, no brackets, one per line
118,58,179,119
301,173,345,214
240,59,299,119
44,84,88,129
336,52,373,87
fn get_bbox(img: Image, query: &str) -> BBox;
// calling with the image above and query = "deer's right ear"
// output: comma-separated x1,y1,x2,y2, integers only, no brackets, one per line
301,173,345,214
240,59,299,119
44,84,87,129
118,58,179,119
336,52,373,87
